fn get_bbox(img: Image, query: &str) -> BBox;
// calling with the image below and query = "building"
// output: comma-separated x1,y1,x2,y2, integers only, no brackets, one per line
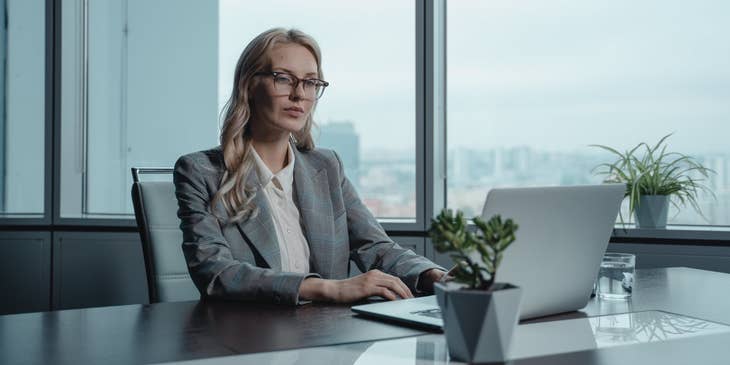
317,121,361,190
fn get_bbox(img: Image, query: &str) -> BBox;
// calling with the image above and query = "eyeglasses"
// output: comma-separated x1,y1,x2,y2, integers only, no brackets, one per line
255,71,330,100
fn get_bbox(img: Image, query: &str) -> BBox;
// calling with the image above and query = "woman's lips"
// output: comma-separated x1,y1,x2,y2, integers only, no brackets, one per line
284,107,304,117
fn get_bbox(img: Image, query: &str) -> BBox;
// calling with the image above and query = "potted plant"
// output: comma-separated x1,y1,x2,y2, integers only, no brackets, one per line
591,134,714,228
429,209,521,363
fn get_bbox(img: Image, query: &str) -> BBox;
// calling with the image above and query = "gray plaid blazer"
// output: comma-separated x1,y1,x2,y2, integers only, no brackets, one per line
174,145,442,305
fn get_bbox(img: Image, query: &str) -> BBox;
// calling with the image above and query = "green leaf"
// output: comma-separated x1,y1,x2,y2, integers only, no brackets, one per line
428,209,520,290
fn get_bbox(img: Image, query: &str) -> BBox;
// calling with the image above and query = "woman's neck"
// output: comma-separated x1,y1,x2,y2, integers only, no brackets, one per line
251,138,290,174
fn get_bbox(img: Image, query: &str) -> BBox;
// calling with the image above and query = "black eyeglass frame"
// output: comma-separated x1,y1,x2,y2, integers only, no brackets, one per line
254,71,330,100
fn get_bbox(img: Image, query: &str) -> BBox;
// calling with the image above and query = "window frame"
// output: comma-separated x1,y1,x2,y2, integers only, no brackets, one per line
0,0,53,226
435,0,730,245
49,0,428,230
52,0,133,227
380,0,429,232
1,0,728,247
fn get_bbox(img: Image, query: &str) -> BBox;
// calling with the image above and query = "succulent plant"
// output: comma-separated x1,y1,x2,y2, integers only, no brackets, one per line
429,209,518,291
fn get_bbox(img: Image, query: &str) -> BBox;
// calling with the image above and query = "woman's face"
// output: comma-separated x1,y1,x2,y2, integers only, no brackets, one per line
249,43,319,140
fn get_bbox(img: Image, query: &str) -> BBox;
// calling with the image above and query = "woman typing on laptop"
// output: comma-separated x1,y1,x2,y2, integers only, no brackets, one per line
174,28,445,305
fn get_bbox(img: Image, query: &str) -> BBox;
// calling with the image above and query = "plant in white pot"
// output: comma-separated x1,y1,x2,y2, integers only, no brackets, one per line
591,134,714,228
429,209,520,363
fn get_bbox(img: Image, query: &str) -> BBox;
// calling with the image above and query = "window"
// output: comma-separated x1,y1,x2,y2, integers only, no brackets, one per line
60,0,418,221
219,0,417,220
61,0,220,218
0,0,46,216
447,1,730,226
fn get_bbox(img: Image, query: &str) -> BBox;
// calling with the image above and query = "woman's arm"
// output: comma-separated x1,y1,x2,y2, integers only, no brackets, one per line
299,269,416,302
174,153,317,305
330,151,446,294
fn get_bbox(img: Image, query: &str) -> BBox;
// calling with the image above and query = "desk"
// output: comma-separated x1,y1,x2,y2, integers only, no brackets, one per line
1,267,729,365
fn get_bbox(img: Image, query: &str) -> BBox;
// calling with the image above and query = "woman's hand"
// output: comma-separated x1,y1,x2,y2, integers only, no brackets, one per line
416,268,449,293
299,270,414,303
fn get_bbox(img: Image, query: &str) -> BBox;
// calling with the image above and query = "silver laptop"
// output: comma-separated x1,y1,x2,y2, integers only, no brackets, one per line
352,184,625,330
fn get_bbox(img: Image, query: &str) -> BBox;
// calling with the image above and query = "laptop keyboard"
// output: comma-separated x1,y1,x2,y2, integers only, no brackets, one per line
411,308,442,319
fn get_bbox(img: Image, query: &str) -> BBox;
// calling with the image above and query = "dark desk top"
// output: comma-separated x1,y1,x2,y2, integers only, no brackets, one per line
0,299,425,365
1,267,729,365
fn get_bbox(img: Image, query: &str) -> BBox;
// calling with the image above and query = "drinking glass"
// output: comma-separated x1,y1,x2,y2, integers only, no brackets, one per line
597,253,636,300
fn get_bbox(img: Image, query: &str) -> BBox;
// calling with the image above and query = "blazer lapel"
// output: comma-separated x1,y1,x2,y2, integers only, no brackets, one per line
293,149,334,276
235,172,282,271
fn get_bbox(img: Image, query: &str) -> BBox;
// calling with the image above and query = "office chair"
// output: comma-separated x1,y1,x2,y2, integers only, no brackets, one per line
131,167,199,303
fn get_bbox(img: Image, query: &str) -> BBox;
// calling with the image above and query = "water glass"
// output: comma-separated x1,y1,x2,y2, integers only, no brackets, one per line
597,253,635,300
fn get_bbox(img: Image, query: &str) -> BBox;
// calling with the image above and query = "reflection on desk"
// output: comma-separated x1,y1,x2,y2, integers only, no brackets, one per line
590,310,729,348
4,268,730,365
156,311,730,365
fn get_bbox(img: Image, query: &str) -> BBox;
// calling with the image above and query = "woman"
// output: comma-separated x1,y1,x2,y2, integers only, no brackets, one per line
174,28,445,305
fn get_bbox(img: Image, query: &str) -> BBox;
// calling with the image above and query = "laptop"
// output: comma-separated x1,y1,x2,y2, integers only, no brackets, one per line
352,184,625,330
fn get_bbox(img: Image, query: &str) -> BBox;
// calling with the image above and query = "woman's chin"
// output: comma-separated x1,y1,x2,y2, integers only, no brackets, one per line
279,118,307,133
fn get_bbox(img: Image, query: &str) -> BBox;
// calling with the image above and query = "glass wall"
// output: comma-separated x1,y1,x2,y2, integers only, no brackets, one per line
219,0,417,219
60,0,417,220
61,0,219,217
447,0,730,226
0,0,46,216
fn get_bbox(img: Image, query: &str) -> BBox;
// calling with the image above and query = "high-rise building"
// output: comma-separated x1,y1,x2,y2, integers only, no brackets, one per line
316,121,361,190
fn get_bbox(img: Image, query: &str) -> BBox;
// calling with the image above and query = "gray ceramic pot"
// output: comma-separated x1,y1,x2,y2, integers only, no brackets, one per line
634,195,669,228
435,282,522,363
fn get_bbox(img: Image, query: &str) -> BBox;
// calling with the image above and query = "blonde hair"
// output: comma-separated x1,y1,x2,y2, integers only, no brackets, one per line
212,28,322,224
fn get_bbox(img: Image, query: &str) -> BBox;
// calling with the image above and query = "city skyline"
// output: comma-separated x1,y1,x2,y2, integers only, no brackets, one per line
318,120,730,225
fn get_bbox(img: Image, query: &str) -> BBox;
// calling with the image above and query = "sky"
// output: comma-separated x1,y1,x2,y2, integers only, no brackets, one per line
219,0,730,155
219,0,415,155
447,0,730,154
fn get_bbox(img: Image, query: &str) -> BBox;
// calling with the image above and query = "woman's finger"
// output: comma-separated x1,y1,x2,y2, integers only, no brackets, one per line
386,273,414,299
376,287,398,301
375,277,412,299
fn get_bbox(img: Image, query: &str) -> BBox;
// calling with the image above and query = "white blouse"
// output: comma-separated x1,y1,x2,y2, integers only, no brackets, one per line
250,144,311,274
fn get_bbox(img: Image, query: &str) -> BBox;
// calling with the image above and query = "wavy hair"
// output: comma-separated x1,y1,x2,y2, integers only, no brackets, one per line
212,28,322,224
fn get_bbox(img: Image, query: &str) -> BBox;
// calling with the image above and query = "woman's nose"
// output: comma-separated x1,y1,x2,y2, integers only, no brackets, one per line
289,82,306,100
